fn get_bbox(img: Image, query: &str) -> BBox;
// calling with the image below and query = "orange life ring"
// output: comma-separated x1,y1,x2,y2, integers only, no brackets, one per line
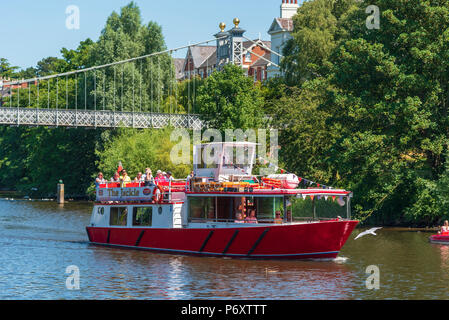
153,185,163,203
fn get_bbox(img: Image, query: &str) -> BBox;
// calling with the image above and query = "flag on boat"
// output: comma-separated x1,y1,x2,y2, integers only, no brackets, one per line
117,161,123,173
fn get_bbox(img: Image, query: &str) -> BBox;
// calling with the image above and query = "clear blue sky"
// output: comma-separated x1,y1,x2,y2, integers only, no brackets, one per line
0,0,283,70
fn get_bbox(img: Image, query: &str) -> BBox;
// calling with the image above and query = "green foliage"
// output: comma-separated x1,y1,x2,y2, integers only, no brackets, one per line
88,2,175,113
276,0,449,226
96,127,191,182
0,126,100,198
196,64,265,130
0,58,19,78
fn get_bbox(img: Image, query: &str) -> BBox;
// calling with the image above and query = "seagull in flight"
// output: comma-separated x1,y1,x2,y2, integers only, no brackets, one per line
355,227,383,240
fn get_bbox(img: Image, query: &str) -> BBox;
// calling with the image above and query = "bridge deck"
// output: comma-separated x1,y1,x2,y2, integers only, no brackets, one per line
0,107,203,129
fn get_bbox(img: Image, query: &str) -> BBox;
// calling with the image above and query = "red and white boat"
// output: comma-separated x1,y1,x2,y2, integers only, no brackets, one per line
430,233,449,245
86,142,358,260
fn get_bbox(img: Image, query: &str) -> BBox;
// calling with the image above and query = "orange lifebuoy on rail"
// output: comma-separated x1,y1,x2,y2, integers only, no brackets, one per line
153,185,163,203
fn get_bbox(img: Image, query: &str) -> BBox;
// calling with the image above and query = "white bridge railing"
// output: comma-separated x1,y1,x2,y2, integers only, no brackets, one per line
0,107,203,129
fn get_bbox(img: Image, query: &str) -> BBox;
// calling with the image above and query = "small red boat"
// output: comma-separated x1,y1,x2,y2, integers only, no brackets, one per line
429,233,449,245
86,142,358,260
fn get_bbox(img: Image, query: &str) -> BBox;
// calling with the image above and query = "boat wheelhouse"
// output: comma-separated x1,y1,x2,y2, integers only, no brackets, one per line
86,142,358,259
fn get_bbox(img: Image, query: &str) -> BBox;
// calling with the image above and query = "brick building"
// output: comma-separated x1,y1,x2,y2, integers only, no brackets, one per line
176,0,300,81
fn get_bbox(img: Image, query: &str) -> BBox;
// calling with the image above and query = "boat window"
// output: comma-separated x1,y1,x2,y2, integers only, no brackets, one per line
110,207,128,226
189,197,216,221
291,196,348,220
132,207,152,227
257,197,284,222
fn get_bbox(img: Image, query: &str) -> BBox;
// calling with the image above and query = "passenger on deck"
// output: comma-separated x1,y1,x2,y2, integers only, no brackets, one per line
186,171,194,191
166,171,174,182
155,170,165,184
121,170,131,183
134,172,144,183
245,209,258,224
440,221,449,234
234,213,244,223
143,168,155,186
110,172,120,182
95,172,106,187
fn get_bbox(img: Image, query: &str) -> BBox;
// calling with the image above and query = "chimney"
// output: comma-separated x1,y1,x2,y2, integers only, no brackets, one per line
281,0,299,19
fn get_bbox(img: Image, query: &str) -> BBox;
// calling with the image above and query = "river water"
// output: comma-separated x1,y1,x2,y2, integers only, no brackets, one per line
0,198,448,300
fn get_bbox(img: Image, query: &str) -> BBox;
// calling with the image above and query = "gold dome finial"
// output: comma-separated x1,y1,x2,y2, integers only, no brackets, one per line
233,18,240,28
219,22,226,32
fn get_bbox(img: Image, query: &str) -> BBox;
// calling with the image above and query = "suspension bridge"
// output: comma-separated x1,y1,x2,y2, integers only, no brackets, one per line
0,21,282,130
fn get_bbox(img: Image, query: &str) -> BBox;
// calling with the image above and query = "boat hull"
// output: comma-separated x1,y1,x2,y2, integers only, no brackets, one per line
429,234,449,245
86,220,358,260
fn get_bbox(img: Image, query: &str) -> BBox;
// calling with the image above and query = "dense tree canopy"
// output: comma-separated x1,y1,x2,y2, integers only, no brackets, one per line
275,0,449,225
196,64,265,130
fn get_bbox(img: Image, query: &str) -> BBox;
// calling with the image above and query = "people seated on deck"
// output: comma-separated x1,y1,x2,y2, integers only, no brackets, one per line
110,172,120,182
166,171,174,182
245,209,258,224
134,172,144,183
439,220,449,235
95,172,106,187
121,170,131,185
155,170,166,184
234,213,245,224
274,211,283,224
143,168,155,186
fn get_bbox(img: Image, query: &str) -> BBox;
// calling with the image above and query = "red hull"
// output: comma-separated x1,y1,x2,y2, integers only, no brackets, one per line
430,234,449,244
86,220,358,260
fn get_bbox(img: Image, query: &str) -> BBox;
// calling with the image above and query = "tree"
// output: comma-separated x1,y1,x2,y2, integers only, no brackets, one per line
96,127,191,183
196,64,265,131
281,0,358,85
320,0,449,224
0,58,18,78
274,0,449,225
88,2,174,113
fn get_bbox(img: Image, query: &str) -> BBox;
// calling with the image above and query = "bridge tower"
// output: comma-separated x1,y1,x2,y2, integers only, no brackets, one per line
215,18,246,70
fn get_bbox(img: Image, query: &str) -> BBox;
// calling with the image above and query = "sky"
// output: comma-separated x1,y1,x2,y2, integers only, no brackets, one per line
0,0,283,70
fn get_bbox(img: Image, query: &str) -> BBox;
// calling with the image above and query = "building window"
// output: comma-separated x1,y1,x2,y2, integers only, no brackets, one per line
245,52,252,62
254,69,257,82
199,69,204,79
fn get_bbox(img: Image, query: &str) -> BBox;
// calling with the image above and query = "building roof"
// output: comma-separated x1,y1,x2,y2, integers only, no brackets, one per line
199,48,217,69
188,46,217,69
268,18,294,34
243,40,271,50
173,58,185,80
